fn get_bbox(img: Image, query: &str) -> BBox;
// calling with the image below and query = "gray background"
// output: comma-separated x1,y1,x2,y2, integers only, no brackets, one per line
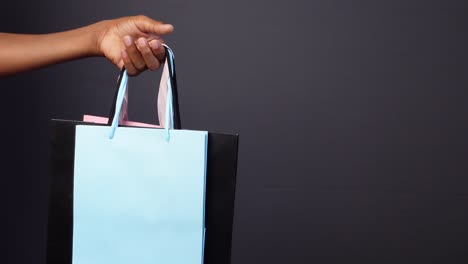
2,0,468,263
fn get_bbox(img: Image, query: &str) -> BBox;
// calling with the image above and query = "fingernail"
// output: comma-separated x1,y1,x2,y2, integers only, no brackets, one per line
138,38,147,48
164,24,174,32
149,40,160,49
123,36,132,47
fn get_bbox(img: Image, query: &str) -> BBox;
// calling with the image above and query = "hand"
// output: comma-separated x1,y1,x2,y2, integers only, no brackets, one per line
94,15,174,76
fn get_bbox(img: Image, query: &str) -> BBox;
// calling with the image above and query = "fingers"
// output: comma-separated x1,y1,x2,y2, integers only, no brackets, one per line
136,38,160,71
109,15,172,75
148,38,166,63
123,36,145,75
121,50,137,75
120,36,167,76
133,15,174,35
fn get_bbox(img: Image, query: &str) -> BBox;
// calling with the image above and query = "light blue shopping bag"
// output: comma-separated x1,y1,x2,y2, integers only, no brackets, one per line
72,46,208,264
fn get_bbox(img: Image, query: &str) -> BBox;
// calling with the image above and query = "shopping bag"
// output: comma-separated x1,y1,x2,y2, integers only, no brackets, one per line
46,45,239,264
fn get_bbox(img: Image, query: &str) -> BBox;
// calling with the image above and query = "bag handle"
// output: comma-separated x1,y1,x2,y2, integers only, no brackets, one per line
107,44,181,140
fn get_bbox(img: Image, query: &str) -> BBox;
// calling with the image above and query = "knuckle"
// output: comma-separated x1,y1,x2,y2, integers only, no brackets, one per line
126,68,137,76
124,67,135,76
148,61,160,71
134,61,146,71
135,14,148,21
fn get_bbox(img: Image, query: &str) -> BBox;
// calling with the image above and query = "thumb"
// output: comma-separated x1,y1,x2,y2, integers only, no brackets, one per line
133,15,174,35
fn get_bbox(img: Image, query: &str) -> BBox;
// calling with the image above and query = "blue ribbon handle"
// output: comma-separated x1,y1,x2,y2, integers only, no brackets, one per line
109,44,176,140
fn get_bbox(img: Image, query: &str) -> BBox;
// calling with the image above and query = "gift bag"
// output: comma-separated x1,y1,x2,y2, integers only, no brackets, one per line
46,45,239,264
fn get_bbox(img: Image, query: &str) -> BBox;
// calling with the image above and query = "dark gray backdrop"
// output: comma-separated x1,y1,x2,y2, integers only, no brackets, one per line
2,0,468,263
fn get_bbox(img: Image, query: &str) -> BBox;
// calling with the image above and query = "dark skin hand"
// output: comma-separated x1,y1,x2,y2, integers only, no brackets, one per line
0,15,174,77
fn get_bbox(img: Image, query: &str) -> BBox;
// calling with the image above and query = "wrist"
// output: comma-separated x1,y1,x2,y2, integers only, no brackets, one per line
83,20,109,57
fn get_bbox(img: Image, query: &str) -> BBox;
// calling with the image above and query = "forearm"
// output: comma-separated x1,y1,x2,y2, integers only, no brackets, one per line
0,23,102,76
